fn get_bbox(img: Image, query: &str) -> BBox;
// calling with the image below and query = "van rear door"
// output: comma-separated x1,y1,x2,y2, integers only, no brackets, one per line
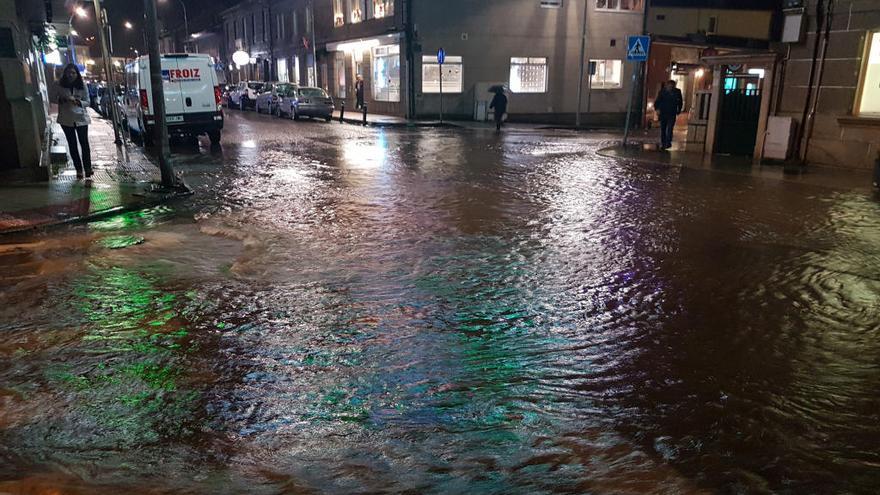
167,55,217,117
159,57,185,118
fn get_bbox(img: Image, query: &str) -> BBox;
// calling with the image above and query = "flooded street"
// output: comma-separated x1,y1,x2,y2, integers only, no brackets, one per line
2,110,880,494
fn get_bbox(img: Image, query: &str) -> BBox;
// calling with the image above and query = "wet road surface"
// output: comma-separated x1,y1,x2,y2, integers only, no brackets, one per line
2,109,880,494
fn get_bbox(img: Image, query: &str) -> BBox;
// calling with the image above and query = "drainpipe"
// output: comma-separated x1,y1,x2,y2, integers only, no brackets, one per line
802,0,834,163
794,0,826,162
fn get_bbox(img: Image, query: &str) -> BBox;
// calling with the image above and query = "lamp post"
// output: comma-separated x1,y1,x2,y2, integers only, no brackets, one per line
67,5,88,65
90,0,123,144
160,0,189,52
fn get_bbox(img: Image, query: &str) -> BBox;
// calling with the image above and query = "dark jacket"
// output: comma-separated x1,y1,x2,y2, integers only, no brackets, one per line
655,87,683,118
490,93,508,117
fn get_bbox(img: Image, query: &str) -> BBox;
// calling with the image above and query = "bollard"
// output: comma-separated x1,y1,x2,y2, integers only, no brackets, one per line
362,104,368,126
873,153,880,189
339,101,345,123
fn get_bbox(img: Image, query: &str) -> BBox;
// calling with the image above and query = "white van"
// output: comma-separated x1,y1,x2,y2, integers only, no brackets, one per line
123,53,223,146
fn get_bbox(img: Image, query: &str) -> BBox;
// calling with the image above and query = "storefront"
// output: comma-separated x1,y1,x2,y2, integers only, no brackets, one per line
325,33,403,116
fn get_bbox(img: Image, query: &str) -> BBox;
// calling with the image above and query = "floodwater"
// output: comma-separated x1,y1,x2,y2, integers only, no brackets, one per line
2,112,880,494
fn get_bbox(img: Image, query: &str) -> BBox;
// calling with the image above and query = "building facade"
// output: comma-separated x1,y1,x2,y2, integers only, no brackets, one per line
0,0,57,180
218,0,647,124
775,0,880,169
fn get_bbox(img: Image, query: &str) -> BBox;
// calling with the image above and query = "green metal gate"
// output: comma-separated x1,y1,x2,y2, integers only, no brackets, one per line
716,87,762,156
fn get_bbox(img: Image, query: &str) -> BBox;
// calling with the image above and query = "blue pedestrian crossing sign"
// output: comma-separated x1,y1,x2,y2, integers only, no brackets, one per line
627,36,650,62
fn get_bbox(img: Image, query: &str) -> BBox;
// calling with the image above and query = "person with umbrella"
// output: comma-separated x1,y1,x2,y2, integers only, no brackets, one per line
489,85,508,131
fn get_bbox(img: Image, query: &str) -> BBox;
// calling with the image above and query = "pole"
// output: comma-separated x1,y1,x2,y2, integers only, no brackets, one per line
622,61,640,147
586,62,593,114
144,0,176,187
439,62,443,124
91,1,122,145
575,0,588,128
309,0,318,86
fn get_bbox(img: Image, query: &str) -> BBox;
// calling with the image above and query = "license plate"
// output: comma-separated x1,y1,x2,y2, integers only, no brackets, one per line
166,115,184,123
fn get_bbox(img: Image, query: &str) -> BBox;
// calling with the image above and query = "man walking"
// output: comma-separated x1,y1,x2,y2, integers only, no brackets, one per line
355,75,365,110
490,87,508,132
655,80,683,150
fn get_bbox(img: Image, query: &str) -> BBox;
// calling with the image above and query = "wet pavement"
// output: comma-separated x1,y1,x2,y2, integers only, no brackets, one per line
1,108,880,494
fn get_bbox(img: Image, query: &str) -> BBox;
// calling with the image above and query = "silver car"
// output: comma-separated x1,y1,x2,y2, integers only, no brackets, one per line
228,81,266,110
255,82,296,116
279,87,334,122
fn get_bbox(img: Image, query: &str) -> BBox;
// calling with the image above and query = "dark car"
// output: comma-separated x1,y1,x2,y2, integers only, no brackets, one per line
279,87,334,122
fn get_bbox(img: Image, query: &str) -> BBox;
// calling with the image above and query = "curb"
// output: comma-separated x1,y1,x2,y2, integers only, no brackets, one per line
335,115,461,129
0,185,193,236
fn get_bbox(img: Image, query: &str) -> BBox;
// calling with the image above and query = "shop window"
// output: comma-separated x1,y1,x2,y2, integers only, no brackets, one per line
590,59,622,89
348,0,366,23
372,0,394,19
276,13,285,40
335,53,347,98
509,57,547,93
334,0,345,26
422,55,463,93
372,44,401,102
596,0,643,11
857,32,880,116
277,58,289,83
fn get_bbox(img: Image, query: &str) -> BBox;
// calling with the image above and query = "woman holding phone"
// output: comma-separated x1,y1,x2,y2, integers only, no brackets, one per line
57,63,93,179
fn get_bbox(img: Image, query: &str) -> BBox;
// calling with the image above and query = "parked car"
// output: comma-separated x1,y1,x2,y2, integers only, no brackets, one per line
228,81,267,110
255,82,297,115
279,86,334,121
121,53,224,146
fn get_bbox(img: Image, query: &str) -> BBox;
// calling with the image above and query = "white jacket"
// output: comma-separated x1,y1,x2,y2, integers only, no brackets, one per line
56,84,92,127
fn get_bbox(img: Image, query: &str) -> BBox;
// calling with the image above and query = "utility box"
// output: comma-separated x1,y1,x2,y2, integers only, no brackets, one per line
764,116,797,160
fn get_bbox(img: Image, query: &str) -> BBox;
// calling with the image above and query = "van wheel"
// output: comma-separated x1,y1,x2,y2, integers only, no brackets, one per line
208,130,221,146
325,115,333,122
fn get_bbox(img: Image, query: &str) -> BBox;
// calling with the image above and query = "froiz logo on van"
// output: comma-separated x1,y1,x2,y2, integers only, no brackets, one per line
160,68,202,82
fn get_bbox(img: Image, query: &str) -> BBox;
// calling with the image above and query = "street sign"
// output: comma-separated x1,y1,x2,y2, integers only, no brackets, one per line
437,48,445,65
626,35,650,62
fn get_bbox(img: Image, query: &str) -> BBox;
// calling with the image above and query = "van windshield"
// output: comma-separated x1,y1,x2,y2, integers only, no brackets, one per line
299,88,328,98
248,83,264,91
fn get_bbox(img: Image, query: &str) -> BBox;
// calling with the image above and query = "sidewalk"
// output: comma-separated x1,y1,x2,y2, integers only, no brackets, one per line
598,139,877,193
0,110,186,235
332,109,454,128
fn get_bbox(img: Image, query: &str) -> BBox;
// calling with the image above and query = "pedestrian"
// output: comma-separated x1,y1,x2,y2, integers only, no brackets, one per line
655,80,683,150
355,75,365,110
57,63,93,179
489,87,508,131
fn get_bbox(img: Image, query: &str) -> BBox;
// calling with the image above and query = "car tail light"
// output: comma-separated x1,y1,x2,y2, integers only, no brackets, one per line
139,89,148,109
214,86,222,105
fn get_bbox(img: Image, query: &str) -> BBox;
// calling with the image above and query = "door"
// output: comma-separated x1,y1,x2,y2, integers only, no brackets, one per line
715,77,762,155
173,56,217,116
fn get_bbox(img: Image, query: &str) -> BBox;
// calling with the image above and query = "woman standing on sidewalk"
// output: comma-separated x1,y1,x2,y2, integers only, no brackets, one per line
57,64,93,179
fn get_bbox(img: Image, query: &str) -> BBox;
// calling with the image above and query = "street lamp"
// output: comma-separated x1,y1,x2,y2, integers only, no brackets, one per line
159,0,189,51
124,21,134,29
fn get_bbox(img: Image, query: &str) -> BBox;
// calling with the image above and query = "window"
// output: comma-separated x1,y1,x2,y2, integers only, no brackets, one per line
372,0,394,18
292,10,299,35
294,55,301,85
590,59,623,89
422,55,463,93
305,6,313,33
372,44,401,101
509,57,547,93
334,0,345,26
348,0,366,23
277,58,289,83
596,0,643,11
857,32,880,116
250,14,256,44
263,9,269,42
276,13,285,40
335,53,346,97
